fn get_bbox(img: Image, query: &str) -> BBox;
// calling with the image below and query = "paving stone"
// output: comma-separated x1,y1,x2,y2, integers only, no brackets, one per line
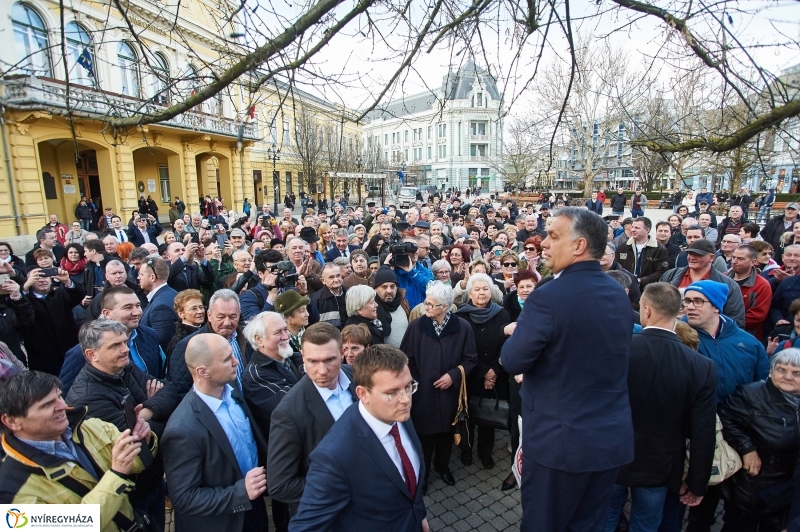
428,502,446,515
442,497,460,510
465,513,485,528
451,519,473,532
440,511,459,526
477,507,497,522
477,522,498,532
453,505,472,519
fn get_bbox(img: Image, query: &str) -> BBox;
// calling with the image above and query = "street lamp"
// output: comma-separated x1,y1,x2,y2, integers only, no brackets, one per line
267,143,280,215
355,156,364,204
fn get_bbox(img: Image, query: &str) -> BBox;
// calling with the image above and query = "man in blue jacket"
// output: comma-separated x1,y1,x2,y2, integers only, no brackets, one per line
585,191,604,215
682,279,769,531
500,208,633,531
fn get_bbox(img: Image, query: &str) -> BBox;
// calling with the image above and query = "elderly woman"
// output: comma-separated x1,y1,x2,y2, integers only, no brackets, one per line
718,348,800,531
116,242,135,263
503,269,537,322
274,290,310,352
342,250,373,288
400,283,477,490
66,221,90,245
454,273,513,469
492,250,520,294
166,289,206,358
521,235,552,279
344,284,384,344
453,259,490,305
431,259,452,285
341,323,371,365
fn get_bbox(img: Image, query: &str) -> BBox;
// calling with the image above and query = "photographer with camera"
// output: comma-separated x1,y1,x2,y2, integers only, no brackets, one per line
240,250,320,324
128,214,162,247
383,235,433,309
165,241,215,292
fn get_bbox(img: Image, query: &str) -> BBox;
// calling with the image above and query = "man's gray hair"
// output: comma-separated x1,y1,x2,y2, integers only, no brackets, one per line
345,285,376,317
105,259,125,271
209,289,240,311
552,207,607,260
79,319,129,354
335,228,349,238
243,311,283,350
426,281,454,308
431,259,451,274
103,235,119,244
772,347,800,370
465,272,494,295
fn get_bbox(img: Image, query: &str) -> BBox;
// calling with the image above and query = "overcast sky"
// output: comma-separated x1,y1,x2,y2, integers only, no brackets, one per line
279,0,800,118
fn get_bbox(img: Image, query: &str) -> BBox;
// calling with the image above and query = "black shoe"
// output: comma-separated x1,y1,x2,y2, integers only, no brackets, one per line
460,453,473,466
501,473,516,491
439,471,455,486
481,456,495,469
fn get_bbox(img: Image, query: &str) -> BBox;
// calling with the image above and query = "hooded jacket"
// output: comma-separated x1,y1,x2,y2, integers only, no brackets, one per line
660,266,746,328
693,315,769,403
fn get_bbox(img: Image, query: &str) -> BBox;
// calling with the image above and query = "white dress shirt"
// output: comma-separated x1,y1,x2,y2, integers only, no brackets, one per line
358,402,420,483
146,282,168,302
313,370,354,421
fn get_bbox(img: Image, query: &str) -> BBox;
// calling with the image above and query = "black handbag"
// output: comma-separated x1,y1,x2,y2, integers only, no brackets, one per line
468,389,510,431
452,365,469,445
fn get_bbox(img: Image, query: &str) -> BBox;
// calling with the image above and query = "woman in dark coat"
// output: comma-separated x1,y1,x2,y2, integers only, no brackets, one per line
0,278,34,366
718,348,800,531
400,282,477,490
344,285,384,345
166,289,206,360
454,273,513,470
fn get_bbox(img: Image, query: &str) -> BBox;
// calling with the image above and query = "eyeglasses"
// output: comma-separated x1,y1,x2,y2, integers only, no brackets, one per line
682,297,709,308
524,247,537,252
184,304,205,312
144,258,158,280
424,301,446,308
366,380,419,402
773,366,800,379
502,262,517,267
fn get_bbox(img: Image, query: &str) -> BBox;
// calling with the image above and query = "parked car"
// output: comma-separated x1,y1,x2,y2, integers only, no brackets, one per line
398,186,419,208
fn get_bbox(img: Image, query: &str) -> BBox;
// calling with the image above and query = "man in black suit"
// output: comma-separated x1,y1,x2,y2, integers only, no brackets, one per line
127,214,163,247
606,282,718,531
162,333,268,532
24,227,64,267
165,241,215,292
242,311,304,532
324,229,360,262
138,256,179,349
291,344,428,531
501,207,634,531
267,322,356,515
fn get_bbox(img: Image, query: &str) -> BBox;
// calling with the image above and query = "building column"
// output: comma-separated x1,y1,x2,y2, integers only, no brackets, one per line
183,142,200,212
114,143,138,219
8,128,46,234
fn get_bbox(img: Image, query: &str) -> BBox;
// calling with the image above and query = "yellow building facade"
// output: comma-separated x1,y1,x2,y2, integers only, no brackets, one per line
0,0,361,242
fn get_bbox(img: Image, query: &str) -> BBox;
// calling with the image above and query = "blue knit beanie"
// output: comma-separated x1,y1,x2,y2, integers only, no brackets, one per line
685,280,728,312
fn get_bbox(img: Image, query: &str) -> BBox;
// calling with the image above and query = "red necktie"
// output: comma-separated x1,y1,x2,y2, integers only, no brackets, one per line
389,424,416,498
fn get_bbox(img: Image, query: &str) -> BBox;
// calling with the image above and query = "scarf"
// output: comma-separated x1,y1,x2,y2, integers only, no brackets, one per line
376,293,404,339
455,301,503,324
60,256,87,275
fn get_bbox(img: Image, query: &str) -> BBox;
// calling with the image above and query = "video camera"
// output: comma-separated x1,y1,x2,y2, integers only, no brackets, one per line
272,261,299,288
385,232,418,269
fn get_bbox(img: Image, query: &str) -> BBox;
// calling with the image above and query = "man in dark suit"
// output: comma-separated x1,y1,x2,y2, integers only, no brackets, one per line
138,256,179,349
162,333,268,532
291,344,428,531
324,229,360,262
606,282,718,530
501,207,634,531
165,241,215,292
127,214,163,247
268,323,356,515
170,289,250,396
24,227,64,267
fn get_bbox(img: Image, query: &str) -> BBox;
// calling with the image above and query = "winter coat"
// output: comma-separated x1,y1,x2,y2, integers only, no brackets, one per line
762,215,798,262
719,379,800,516
59,325,165,394
400,315,478,434
0,295,34,365
20,282,85,376
615,237,669,288
770,275,800,332
728,268,771,338
693,315,769,403
0,408,151,532
74,203,92,221
166,321,201,360
660,266,746,328
610,193,627,212
457,307,510,400
311,286,348,329
344,314,385,345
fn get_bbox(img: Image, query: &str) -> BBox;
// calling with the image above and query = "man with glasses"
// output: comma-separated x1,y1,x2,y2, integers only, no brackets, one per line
719,234,742,269
716,205,745,246
761,202,800,265
25,227,64,268
139,256,179,349
268,323,357,518
727,245,771,338
291,344,428,532
682,280,768,531
660,240,746,327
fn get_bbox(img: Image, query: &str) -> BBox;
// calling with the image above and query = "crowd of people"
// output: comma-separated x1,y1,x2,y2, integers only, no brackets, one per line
1,186,800,532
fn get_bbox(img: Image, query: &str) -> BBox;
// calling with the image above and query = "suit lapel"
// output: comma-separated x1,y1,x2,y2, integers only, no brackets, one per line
189,391,242,475
302,378,335,429
354,411,412,499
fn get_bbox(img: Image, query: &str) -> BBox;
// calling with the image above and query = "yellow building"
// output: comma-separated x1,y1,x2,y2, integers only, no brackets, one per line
0,0,362,245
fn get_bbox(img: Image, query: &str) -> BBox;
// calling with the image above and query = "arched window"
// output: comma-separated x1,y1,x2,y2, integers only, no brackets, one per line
11,3,51,76
118,41,139,96
65,22,92,85
152,52,170,104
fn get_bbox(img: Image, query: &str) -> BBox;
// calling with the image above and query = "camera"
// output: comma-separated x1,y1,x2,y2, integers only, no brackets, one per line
271,261,299,288
386,236,417,269
389,242,418,255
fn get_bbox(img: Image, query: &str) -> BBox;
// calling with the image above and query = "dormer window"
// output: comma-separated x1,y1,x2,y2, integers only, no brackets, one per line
477,92,483,107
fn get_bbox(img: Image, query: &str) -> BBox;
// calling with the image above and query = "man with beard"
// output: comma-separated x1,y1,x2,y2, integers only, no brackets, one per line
242,311,304,532
373,267,411,348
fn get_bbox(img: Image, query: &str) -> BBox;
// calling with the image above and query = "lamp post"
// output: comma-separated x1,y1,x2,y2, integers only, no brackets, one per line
267,143,280,215
356,155,364,205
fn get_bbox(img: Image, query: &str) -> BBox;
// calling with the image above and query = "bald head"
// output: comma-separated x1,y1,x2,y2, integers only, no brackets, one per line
185,333,222,373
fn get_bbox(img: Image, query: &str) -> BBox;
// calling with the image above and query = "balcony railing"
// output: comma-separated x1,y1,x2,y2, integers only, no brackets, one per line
470,134,488,141
0,76,258,140
470,155,489,162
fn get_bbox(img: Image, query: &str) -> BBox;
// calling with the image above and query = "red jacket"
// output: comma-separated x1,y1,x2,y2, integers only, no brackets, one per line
730,268,772,338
